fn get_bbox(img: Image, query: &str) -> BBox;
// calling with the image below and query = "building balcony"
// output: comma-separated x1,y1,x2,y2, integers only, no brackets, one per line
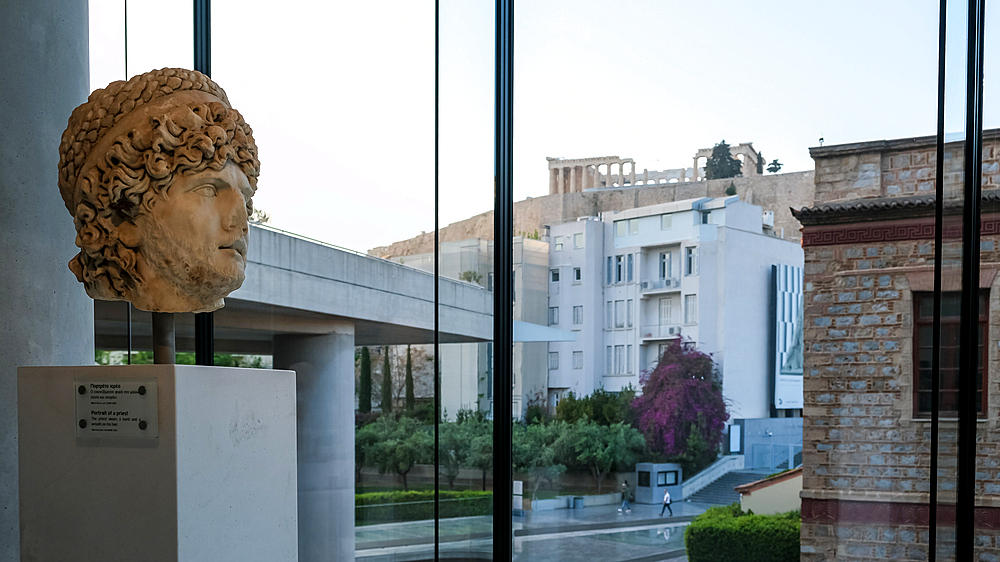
639,277,680,296
640,324,683,341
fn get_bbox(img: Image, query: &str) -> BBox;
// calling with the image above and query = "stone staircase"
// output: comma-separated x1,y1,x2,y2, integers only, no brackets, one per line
685,470,771,506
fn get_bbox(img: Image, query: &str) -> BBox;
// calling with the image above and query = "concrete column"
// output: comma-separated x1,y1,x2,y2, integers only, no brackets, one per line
1,2,93,559
274,324,356,562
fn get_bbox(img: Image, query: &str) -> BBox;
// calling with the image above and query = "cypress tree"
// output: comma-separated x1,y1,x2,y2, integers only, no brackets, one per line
405,345,415,412
382,347,392,412
359,347,372,413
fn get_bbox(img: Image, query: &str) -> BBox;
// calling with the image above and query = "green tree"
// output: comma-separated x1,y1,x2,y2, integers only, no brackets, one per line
767,159,783,173
555,387,636,426
458,270,483,286
359,347,372,413
381,347,392,412
359,416,432,490
438,420,468,490
725,182,737,196
561,419,645,493
704,140,743,180
405,345,415,412
512,422,566,498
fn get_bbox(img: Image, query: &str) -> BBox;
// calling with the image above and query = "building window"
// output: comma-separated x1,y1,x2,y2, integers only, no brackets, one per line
615,255,625,283
627,299,634,327
914,292,987,417
659,297,673,324
627,344,633,373
606,301,613,329
685,246,699,276
606,256,613,285
550,268,560,282
615,221,627,237
701,211,711,224
573,267,581,282
627,254,634,282
659,252,672,279
638,471,651,488
684,294,698,325
548,352,559,370
614,345,625,374
573,305,583,325
548,306,559,326
574,233,584,248
573,351,583,369
657,471,678,486
607,346,613,374
630,218,639,235
554,236,563,251
615,300,625,328
661,214,672,230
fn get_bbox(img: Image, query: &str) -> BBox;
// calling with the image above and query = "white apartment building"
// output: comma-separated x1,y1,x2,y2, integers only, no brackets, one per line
546,196,804,421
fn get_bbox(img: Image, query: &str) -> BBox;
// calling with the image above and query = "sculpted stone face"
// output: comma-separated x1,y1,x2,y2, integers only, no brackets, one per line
136,163,253,312
57,68,260,313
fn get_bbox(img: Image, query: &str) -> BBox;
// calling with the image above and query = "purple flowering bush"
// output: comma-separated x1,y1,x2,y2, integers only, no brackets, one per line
633,339,729,475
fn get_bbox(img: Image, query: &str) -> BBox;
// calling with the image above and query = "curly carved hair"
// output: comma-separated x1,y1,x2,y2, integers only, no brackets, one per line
57,68,259,301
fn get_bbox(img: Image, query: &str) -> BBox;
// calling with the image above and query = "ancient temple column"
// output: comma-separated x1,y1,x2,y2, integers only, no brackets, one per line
693,157,701,181
549,169,557,194
557,166,565,193
0,2,94,558
629,162,637,185
274,324,356,562
569,166,577,193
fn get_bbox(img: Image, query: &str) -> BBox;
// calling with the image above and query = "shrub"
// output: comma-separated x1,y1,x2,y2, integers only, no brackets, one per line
355,490,493,525
684,504,800,562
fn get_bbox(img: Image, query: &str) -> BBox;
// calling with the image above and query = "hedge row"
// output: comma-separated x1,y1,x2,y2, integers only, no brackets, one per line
684,504,800,562
356,490,493,525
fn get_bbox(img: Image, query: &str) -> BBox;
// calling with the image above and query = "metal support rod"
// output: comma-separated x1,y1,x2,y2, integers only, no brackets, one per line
152,313,175,365
956,0,986,557
494,0,514,558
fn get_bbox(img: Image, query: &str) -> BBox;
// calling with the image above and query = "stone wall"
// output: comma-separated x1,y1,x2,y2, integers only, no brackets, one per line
370,171,815,257
799,131,1000,561
810,134,1000,205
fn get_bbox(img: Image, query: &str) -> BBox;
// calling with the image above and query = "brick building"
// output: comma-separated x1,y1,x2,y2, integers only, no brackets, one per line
795,131,1000,560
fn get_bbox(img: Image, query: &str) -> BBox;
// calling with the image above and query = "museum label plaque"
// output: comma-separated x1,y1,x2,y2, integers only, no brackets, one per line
74,378,158,439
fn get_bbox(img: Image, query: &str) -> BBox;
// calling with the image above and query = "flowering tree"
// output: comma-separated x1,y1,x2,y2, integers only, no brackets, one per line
633,339,728,475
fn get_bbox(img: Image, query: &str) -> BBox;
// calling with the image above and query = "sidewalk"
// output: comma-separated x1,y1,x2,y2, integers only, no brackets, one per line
357,499,714,561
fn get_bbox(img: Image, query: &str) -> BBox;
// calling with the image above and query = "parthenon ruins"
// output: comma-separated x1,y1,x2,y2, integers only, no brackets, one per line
546,143,761,195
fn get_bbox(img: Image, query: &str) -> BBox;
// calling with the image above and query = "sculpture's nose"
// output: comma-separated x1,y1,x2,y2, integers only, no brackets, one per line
224,190,249,234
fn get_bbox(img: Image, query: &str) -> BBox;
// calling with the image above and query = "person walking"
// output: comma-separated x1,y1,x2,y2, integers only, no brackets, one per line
619,480,632,513
659,488,673,516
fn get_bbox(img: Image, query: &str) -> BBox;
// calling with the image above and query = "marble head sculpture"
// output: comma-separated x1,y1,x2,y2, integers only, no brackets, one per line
58,68,259,313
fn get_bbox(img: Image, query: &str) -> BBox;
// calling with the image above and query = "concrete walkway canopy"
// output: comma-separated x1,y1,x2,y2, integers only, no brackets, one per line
95,224,495,353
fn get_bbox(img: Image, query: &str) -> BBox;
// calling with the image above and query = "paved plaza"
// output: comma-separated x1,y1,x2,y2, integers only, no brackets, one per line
356,499,714,561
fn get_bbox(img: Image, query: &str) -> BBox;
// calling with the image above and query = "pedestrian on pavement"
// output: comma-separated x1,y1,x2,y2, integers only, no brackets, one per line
619,480,632,513
659,488,673,516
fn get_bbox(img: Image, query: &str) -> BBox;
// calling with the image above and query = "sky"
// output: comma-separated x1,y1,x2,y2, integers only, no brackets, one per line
89,1,1000,253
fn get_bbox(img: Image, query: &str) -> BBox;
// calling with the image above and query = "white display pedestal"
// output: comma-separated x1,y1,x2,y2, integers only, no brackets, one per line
18,365,297,561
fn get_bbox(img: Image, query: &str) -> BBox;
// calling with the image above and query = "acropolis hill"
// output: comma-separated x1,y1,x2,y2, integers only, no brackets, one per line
370,149,816,258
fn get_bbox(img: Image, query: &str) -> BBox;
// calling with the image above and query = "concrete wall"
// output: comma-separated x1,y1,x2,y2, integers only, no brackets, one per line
0,2,94,559
370,171,815,258
740,472,802,515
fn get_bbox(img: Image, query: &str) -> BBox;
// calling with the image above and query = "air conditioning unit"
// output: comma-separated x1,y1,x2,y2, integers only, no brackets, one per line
641,281,650,290
668,326,681,336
